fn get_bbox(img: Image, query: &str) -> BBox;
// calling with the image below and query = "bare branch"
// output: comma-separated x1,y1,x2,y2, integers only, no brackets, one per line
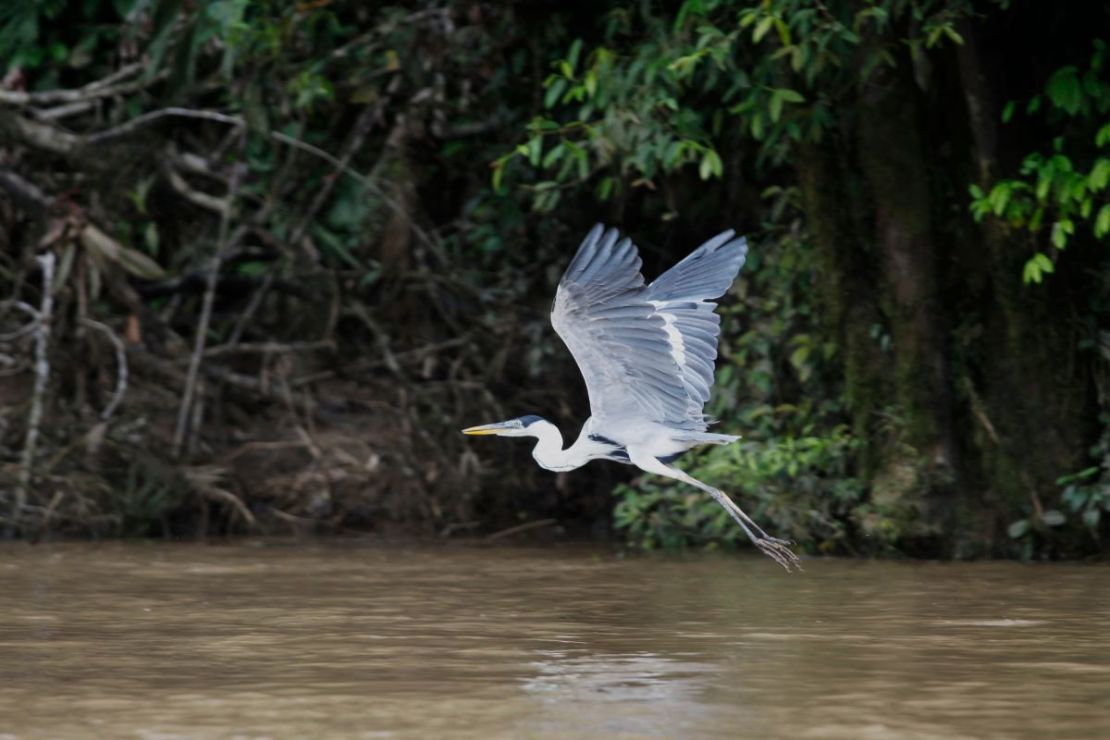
0,300,40,342
199,339,334,360
202,486,258,530
163,163,230,216
9,252,55,536
173,153,245,458
32,100,96,121
79,319,128,422
0,63,147,106
86,107,244,144
0,169,56,215
0,112,81,154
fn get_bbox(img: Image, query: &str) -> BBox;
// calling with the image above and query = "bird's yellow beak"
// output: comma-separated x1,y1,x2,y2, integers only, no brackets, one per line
461,424,500,436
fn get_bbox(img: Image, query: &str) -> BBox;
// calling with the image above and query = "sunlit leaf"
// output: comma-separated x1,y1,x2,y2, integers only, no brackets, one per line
1041,510,1066,527
544,78,567,108
1095,204,1110,237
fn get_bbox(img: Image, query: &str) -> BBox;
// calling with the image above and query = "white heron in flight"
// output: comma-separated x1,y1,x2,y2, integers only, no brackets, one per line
463,225,800,571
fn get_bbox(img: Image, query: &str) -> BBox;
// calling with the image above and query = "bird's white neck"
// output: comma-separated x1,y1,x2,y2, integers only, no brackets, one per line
528,420,591,472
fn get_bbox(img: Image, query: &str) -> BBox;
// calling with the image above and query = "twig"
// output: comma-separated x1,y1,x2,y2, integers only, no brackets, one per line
0,169,56,215
8,252,55,537
269,507,319,527
199,339,334,360
0,300,39,342
163,163,230,216
85,107,244,143
350,304,408,382
222,439,311,462
962,376,1000,445
32,100,96,121
79,318,128,422
187,377,206,456
440,520,481,537
484,518,558,542
0,63,145,106
173,152,245,458
963,376,1045,520
202,487,257,529
40,489,64,533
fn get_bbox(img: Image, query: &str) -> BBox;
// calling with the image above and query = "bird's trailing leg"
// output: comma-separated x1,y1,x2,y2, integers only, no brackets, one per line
631,453,802,572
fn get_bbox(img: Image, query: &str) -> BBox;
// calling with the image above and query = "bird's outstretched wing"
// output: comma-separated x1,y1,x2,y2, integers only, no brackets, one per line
646,229,748,414
551,224,748,430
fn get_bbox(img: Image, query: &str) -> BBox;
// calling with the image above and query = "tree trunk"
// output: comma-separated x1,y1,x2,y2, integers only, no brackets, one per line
855,59,958,549
796,140,887,458
955,18,1090,550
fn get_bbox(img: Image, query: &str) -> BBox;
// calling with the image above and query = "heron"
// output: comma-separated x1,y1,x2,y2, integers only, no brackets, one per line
462,225,800,571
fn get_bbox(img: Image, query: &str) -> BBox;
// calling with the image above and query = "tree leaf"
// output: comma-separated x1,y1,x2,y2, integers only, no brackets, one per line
1022,257,1043,284
1050,222,1068,249
1095,204,1110,237
1007,519,1030,538
544,78,567,109
778,88,805,103
1041,510,1066,526
753,16,773,43
1046,66,1082,115
567,38,583,72
1089,159,1110,190
699,152,713,180
81,225,165,280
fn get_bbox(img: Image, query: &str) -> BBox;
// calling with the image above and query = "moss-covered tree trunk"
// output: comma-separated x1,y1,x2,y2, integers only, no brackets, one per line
853,59,959,550
954,19,1091,551
796,141,888,460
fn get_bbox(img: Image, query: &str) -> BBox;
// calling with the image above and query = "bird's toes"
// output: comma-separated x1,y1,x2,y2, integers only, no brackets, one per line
756,537,803,572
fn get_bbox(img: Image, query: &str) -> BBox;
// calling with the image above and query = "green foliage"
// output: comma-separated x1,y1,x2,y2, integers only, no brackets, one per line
614,424,865,552
971,40,1110,283
494,0,975,211
1004,416,1109,555
0,0,130,84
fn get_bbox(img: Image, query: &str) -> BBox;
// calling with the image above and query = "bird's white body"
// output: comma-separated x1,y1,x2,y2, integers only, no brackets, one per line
524,417,726,472
462,225,800,571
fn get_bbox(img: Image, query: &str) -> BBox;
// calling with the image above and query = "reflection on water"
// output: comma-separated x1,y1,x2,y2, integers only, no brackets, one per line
1,542,1108,738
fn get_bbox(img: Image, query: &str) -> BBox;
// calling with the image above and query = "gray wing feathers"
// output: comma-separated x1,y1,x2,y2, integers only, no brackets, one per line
552,225,747,430
561,224,644,297
647,230,748,302
646,230,748,415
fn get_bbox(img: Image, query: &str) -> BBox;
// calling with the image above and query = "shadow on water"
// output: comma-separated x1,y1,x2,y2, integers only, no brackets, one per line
1,541,1108,738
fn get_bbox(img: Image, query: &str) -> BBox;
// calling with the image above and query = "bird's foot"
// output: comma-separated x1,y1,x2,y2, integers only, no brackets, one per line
755,535,802,572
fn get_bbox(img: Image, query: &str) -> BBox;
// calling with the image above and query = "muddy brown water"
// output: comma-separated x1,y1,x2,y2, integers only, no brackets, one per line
1,542,1108,739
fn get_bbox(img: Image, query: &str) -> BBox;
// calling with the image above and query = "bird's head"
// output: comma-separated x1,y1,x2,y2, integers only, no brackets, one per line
461,414,547,438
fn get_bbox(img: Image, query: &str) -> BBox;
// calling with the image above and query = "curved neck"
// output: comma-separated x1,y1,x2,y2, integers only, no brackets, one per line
529,420,589,472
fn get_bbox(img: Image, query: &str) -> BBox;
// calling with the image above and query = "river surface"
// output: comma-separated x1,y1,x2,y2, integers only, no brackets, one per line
1,542,1108,739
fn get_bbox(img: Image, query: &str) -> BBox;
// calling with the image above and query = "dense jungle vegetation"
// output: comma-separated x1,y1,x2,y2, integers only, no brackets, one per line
0,0,1107,559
